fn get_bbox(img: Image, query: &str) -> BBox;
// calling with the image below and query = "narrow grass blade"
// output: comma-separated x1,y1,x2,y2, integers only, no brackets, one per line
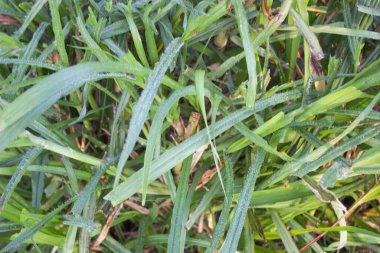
0,196,77,253
260,125,380,188
0,58,62,70
105,91,301,205
0,146,43,210
78,191,96,253
76,16,110,62
0,62,143,152
290,8,324,60
72,164,108,216
220,148,265,253
231,0,258,107
119,3,149,67
269,210,299,253
195,70,225,196
109,90,130,159
13,0,48,39
167,157,192,253
182,1,227,41
209,0,292,80
63,225,78,253
62,157,79,195
48,0,69,66
205,154,234,253
331,201,347,250
13,22,49,85
115,38,183,188
330,92,380,145
102,236,132,253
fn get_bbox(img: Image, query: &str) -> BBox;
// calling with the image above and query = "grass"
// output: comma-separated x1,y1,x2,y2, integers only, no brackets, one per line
0,0,380,252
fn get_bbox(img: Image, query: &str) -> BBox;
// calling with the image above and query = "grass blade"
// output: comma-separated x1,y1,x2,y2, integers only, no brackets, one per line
269,210,299,253
231,0,258,107
0,146,43,210
105,91,301,205
220,148,266,253
48,0,69,66
167,157,192,253
205,154,234,253
115,38,183,188
0,196,77,253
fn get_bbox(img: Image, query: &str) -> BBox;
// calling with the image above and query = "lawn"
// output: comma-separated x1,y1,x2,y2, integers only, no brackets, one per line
1,0,380,252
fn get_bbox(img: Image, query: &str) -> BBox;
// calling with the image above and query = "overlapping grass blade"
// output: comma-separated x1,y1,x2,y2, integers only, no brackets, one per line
269,210,299,253
0,196,77,253
167,157,192,253
220,148,265,253
13,0,48,39
231,0,258,107
0,146,43,210
0,62,143,152
205,154,234,253
48,0,69,66
115,38,183,189
105,91,301,205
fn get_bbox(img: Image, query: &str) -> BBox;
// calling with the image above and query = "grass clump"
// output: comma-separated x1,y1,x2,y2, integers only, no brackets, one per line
1,0,380,252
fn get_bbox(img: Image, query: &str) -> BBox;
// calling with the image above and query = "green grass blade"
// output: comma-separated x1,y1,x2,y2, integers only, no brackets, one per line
167,157,192,253
220,148,266,253
62,157,79,195
0,146,43,210
48,0,69,66
290,8,324,60
105,91,300,205
119,3,150,67
72,163,108,216
231,0,258,107
115,38,183,189
63,225,78,253
269,210,299,253
0,196,77,253
205,154,234,253
195,69,225,196
0,62,143,152
13,0,48,39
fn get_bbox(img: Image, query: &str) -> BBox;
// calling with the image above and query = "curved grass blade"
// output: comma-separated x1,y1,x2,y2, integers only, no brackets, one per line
142,86,197,205
0,62,144,152
114,38,183,188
